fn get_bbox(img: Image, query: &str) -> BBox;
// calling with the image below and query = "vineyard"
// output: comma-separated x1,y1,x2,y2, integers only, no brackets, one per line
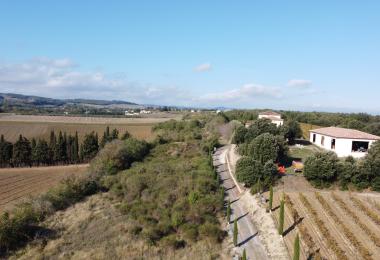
0,164,88,212
0,114,180,142
270,190,380,260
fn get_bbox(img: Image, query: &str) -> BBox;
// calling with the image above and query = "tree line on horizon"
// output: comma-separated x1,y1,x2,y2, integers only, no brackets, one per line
0,126,131,168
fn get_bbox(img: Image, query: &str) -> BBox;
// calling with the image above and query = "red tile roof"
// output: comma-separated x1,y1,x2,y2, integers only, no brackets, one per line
310,127,380,140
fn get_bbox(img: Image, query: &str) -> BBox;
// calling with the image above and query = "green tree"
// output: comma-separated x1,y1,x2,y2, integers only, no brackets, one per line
236,157,263,186
304,152,338,188
244,118,279,143
233,219,238,246
262,160,278,188
49,131,57,164
242,248,247,260
73,132,79,163
362,141,380,191
278,198,285,235
269,185,273,212
12,135,32,167
121,130,131,140
293,233,300,260
283,120,302,144
248,133,280,164
227,200,231,223
0,135,13,167
111,128,119,140
80,132,99,162
232,125,248,144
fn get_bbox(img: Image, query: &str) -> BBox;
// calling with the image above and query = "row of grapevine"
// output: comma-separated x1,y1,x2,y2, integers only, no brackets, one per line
284,194,318,258
350,195,380,225
315,193,372,260
332,193,380,247
299,193,348,260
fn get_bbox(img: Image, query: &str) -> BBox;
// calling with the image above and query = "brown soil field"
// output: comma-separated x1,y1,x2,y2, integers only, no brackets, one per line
0,164,88,213
0,113,181,142
267,176,380,260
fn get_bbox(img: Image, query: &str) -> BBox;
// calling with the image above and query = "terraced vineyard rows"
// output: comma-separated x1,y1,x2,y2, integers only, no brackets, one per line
0,164,88,212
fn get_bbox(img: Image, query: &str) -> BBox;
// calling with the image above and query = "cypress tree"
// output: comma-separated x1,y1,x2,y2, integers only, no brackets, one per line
242,248,247,260
293,233,300,260
80,132,99,162
269,185,273,212
111,128,119,140
49,131,57,164
121,130,131,140
0,135,13,167
31,138,38,166
278,198,285,235
227,200,231,223
73,132,79,162
233,219,238,246
12,135,32,167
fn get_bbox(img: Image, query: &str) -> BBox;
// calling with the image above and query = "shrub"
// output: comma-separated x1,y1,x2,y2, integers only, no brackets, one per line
304,152,338,188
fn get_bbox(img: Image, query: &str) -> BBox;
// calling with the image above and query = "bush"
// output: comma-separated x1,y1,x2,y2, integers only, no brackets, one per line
362,141,380,190
90,139,149,178
304,152,338,188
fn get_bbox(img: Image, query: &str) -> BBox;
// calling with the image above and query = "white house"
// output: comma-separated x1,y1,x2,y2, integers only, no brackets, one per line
309,126,380,158
258,111,284,127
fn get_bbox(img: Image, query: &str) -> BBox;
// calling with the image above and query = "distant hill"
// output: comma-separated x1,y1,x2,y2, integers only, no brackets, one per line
0,93,139,108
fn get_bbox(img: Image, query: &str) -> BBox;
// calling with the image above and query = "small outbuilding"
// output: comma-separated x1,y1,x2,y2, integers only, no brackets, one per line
258,111,284,127
309,126,380,158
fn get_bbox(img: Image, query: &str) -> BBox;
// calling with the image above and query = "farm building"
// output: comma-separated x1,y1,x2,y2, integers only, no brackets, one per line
309,126,380,158
258,111,284,127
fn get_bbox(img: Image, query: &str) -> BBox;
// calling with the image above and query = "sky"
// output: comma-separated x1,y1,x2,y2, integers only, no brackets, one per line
0,1,380,113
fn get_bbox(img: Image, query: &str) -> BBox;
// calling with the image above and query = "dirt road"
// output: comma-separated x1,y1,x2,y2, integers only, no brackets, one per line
213,146,268,259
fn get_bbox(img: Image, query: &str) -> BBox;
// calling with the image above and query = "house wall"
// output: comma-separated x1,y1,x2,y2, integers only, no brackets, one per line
309,132,376,158
258,114,281,119
258,115,283,127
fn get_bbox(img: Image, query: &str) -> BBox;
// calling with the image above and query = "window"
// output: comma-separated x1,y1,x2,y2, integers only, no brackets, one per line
352,141,369,152
331,139,336,149
321,136,325,146
313,134,316,143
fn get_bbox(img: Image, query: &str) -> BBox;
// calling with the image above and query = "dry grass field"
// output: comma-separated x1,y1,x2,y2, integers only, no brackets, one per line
0,164,88,212
0,113,181,142
268,176,380,260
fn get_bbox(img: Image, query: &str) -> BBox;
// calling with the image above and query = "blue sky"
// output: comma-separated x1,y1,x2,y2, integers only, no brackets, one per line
1,1,380,112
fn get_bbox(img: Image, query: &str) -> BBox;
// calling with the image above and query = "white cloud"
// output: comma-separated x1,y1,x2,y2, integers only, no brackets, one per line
0,57,191,104
198,83,281,103
287,79,312,88
194,62,212,72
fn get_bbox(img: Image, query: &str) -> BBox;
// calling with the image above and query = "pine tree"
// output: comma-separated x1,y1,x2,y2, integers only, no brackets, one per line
278,198,285,235
242,248,247,260
233,219,238,246
293,233,300,260
227,200,231,223
269,185,273,212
